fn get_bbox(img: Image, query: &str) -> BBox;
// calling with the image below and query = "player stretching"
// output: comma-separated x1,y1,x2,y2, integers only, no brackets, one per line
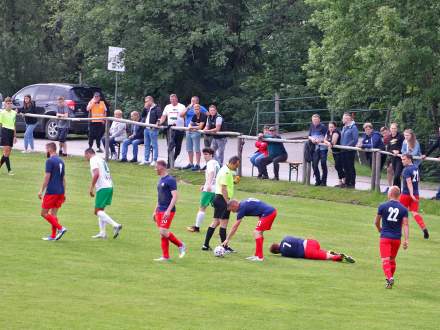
38,143,68,241
223,198,277,261
187,148,220,232
202,156,240,252
375,186,409,289
270,236,355,263
400,153,429,239
85,148,122,239
153,160,186,261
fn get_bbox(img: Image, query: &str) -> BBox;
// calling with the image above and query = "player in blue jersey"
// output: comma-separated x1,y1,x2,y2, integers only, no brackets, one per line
375,185,409,289
38,143,68,241
222,198,278,261
399,153,429,239
270,236,355,263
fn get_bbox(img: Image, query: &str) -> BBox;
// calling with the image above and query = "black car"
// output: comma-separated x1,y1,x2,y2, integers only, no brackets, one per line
12,83,109,140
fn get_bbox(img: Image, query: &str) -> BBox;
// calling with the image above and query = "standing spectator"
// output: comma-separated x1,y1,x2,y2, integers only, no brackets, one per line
19,94,38,153
120,111,144,163
140,96,162,166
380,126,394,192
340,113,359,188
0,97,17,175
160,94,186,167
204,105,227,166
181,96,207,169
357,122,385,168
401,129,421,167
185,104,207,171
422,126,440,200
324,121,344,187
86,92,107,153
56,96,71,157
258,126,288,180
308,114,328,186
250,130,269,173
388,123,404,188
103,109,127,160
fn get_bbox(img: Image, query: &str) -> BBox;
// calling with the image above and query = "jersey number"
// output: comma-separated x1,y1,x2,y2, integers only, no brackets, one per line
412,170,419,183
387,207,399,222
59,164,63,175
282,242,292,248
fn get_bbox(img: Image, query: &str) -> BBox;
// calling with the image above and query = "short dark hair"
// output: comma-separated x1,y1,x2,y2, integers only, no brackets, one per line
85,148,95,155
228,156,240,165
401,153,413,161
202,147,215,155
46,142,57,152
156,159,167,168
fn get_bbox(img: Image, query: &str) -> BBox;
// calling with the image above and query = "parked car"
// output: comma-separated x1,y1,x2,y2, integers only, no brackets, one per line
11,83,110,140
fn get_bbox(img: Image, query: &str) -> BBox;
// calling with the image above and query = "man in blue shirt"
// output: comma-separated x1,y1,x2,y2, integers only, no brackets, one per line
374,186,409,289
223,198,277,261
340,113,359,188
308,114,328,186
270,236,355,263
258,126,288,180
38,142,67,241
153,160,186,261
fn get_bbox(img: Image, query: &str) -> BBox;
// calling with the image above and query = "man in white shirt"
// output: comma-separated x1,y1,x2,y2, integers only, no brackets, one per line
160,94,186,167
85,148,122,239
187,148,220,232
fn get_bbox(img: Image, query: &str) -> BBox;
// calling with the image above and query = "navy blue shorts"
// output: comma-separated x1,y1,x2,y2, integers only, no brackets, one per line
58,127,69,143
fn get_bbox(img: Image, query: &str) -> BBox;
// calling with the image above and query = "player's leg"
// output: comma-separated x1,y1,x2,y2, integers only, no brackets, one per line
188,204,207,233
40,207,57,240
203,219,219,250
250,230,264,260
304,239,331,260
252,211,277,260
50,207,67,240
380,238,394,288
95,188,121,239
2,146,12,173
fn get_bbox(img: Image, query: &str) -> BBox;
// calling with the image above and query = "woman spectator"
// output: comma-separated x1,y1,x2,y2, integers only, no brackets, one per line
401,128,421,167
380,126,394,192
0,97,17,175
357,122,385,168
324,121,344,187
186,103,207,171
388,123,404,187
102,109,127,160
250,127,269,171
19,94,38,152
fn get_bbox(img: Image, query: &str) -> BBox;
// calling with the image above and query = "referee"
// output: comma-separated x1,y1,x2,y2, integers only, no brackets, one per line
202,155,240,253
0,97,17,175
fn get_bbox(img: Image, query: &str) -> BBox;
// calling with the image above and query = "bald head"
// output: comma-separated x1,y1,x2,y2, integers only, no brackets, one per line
388,186,401,200
227,199,240,212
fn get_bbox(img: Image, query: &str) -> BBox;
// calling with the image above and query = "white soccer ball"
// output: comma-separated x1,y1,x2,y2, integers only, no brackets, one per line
214,245,226,257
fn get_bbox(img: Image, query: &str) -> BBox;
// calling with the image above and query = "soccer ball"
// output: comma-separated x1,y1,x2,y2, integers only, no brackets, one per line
214,245,226,257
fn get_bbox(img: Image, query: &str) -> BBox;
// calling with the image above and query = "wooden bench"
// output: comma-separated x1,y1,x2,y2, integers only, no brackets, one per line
251,161,302,182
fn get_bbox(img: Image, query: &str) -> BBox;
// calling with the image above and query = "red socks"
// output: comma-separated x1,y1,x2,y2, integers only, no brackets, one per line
390,259,396,276
255,237,264,258
161,237,170,259
382,259,393,280
414,214,426,230
44,214,62,238
168,232,182,247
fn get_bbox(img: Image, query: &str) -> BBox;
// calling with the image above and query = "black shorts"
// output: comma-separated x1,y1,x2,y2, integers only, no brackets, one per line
213,194,230,220
57,127,69,143
0,127,14,147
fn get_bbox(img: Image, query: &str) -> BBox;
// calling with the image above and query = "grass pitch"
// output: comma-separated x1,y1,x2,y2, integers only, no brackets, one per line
0,153,439,329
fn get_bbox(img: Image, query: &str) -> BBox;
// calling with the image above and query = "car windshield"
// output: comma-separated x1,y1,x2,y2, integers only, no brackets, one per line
72,87,102,100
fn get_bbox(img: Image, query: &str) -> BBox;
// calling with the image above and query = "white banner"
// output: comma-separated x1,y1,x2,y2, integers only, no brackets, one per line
107,46,126,72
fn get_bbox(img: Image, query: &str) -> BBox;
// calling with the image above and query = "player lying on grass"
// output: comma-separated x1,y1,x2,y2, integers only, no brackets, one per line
84,148,122,239
38,142,67,241
222,198,277,261
153,160,186,261
375,185,409,289
269,236,355,263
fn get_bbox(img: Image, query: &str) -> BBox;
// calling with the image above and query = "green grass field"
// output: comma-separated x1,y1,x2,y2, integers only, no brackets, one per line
1,153,439,329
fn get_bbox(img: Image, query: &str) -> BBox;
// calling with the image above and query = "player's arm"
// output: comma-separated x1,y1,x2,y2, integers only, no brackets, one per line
221,184,229,202
405,176,416,201
374,214,382,233
205,170,214,192
38,173,51,199
164,190,178,220
402,216,409,249
223,219,242,246
89,168,99,197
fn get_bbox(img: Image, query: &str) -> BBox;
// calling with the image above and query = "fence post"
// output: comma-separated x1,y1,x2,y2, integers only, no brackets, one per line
370,151,376,191
375,151,382,192
274,92,280,131
256,102,260,135
237,137,244,176
104,119,110,161
302,142,311,185
167,128,175,169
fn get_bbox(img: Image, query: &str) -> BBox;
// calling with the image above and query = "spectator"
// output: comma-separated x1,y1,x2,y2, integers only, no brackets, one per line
204,105,227,166
120,111,144,163
401,128,421,167
18,94,38,153
160,94,186,167
250,127,269,172
56,96,71,157
380,126,394,191
422,126,440,200
340,113,359,188
102,109,127,160
308,114,328,186
86,92,107,152
184,104,207,171
140,96,162,166
357,122,385,168
388,123,404,188
324,121,344,187
181,96,208,169
258,126,288,180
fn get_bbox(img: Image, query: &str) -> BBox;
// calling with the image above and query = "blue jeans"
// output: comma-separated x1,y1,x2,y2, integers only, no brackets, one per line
250,152,265,166
144,128,159,162
436,186,440,200
121,138,143,161
24,123,37,150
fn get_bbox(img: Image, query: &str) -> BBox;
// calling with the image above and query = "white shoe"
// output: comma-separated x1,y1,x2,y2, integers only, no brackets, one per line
150,161,157,167
21,150,28,154
154,257,170,262
92,233,107,239
246,256,264,262
179,243,187,258
138,161,149,165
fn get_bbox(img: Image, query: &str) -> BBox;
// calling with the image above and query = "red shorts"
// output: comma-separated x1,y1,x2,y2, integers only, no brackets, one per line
42,194,65,210
155,210,175,229
255,210,277,231
380,238,401,258
399,194,419,212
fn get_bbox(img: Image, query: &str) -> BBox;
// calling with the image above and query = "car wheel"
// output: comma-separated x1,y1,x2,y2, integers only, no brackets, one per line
45,119,59,140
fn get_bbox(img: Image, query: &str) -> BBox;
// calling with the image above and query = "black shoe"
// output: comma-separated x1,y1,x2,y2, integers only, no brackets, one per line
320,182,327,186
187,226,200,233
314,181,321,186
260,175,269,180
129,159,138,163
113,224,123,239
182,164,193,170
201,245,212,251
346,185,355,189
97,148,103,153
271,177,279,181
423,228,430,239
58,150,63,156
200,165,207,171
119,158,127,163
62,153,68,157
385,278,394,289
224,246,236,254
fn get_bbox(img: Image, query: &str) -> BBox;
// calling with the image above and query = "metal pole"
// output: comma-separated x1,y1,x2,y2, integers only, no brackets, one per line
167,128,175,169
256,102,260,135
237,137,244,176
114,72,118,109
302,142,307,184
370,151,376,191
104,119,110,161
274,92,280,130
375,151,382,192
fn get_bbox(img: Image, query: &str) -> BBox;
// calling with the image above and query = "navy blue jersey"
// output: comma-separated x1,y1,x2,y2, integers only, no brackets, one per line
157,175,177,212
279,236,305,258
236,198,276,220
377,200,408,239
45,156,65,195
402,165,420,196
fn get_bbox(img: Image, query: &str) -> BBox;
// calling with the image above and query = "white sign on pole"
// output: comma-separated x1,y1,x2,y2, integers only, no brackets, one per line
107,46,126,72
